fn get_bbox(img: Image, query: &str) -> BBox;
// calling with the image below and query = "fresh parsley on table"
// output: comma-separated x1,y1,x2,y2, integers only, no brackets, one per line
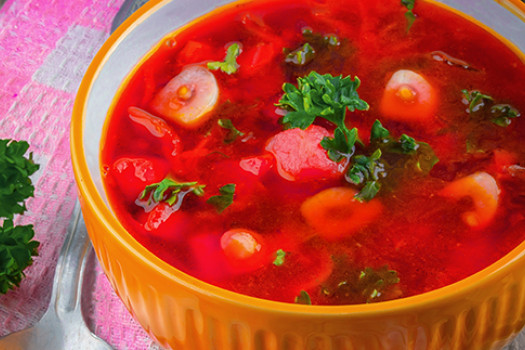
0,139,40,294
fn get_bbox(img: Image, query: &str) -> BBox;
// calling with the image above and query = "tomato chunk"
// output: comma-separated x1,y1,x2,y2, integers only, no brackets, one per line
265,125,341,181
128,106,182,159
143,202,189,242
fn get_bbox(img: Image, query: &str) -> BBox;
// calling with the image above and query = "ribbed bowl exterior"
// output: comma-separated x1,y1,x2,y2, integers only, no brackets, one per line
71,0,525,349
79,192,525,350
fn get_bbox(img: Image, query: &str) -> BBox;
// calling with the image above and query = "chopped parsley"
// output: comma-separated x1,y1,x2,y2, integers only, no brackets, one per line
462,89,520,127
273,249,286,266
207,42,241,75
294,290,312,305
277,71,368,162
218,118,245,143
140,178,205,206
207,183,236,213
401,0,416,31
0,139,40,294
462,89,493,114
321,261,401,304
358,266,400,303
285,42,316,66
347,149,385,202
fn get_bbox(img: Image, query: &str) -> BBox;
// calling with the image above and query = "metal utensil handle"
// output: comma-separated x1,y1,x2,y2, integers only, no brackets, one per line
51,201,90,317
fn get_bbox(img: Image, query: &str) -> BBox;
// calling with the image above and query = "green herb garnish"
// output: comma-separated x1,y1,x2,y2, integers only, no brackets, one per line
218,119,245,143
207,42,241,75
285,42,316,66
141,178,205,206
0,139,40,294
347,149,385,202
462,89,520,127
294,290,312,305
401,0,416,31
277,71,368,162
490,104,520,127
462,89,493,114
207,183,236,213
273,249,286,266
358,266,400,303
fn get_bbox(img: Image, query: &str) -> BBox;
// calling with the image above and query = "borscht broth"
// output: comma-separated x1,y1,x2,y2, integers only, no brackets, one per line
101,0,525,305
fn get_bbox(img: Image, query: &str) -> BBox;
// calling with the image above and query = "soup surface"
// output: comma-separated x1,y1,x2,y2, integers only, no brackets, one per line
101,0,525,305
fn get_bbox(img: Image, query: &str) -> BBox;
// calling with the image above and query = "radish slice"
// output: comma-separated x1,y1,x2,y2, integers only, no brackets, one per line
379,69,437,122
440,172,500,229
151,65,219,128
265,125,341,181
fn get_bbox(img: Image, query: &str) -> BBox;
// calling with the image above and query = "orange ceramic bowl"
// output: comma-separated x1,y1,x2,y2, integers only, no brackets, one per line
71,0,525,349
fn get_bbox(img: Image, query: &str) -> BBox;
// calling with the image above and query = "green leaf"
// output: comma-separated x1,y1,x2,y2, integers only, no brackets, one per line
141,178,205,206
207,42,241,75
370,120,390,142
207,183,236,213
490,104,520,127
462,89,493,114
0,220,39,294
277,71,368,164
273,249,286,266
0,139,40,220
320,127,358,162
285,42,316,66
401,0,416,31
277,71,369,131
398,134,419,154
347,149,384,184
358,266,400,303
218,119,245,143
355,180,381,203
294,290,312,305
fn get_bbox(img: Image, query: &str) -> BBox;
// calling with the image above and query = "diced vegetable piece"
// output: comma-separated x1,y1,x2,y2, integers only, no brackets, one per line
379,69,437,122
128,106,182,158
239,154,273,176
300,187,383,240
143,202,189,242
220,228,268,271
440,172,500,228
109,157,170,203
151,65,219,128
238,42,278,73
265,125,341,181
221,229,262,260
177,40,215,64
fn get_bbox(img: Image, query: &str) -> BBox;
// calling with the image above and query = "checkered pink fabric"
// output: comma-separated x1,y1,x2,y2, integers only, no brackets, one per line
0,0,158,348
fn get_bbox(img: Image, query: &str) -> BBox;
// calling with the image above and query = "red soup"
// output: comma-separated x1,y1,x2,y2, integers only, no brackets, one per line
101,0,525,305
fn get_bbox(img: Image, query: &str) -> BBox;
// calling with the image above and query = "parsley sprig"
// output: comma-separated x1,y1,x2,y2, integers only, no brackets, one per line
462,89,520,127
277,71,369,162
401,0,416,31
218,119,245,143
140,178,205,207
207,42,241,75
0,139,40,294
207,183,236,213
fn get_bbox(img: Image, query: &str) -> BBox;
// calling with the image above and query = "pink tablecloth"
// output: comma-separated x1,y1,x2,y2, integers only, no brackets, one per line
0,0,158,348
